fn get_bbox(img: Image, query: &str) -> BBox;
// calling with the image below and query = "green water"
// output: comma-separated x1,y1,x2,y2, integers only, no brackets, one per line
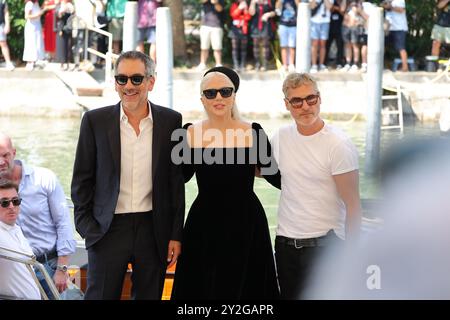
0,116,441,240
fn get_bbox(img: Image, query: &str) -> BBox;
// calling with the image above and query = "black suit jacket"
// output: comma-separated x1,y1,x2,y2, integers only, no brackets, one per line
71,102,185,264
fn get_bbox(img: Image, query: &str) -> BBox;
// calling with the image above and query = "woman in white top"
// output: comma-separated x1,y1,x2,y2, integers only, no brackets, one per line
23,0,48,70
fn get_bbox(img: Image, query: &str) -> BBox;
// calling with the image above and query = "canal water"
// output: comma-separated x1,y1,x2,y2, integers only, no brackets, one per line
0,116,441,240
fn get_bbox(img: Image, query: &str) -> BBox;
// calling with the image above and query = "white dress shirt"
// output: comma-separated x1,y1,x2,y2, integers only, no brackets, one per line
115,102,153,214
0,221,41,299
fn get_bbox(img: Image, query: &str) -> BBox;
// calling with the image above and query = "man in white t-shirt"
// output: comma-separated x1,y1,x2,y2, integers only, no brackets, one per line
0,180,41,300
382,0,409,71
271,72,361,299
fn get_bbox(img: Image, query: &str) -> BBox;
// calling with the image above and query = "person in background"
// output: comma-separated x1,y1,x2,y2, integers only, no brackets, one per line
106,0,126,54
309,0,332,73
196,0,225,71
43,0,58,61
357,1,375,73
23,0,48,71
431,0,450,58
55,0,75,71
271,72,361,299
276,0,300,72
0,0,15,70
0,132,76,299
382,0,409,72
228,0,252,71
249,0,277,71
325,0,345,69
136,0,161,63
0,180,41,300
341,0,364,72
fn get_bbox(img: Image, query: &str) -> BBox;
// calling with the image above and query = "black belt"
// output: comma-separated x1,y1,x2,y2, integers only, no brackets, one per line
276,232,336,249
35,249,58,263
114,210,153,218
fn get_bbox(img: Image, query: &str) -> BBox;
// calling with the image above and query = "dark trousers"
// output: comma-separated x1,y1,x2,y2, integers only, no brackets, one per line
85,212,165,300
275,242,321,299
275,233,342,300
326,24,344,66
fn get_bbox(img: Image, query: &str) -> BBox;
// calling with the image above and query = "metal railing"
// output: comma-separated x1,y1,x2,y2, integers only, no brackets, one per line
83,25,119,83
0,246,60,300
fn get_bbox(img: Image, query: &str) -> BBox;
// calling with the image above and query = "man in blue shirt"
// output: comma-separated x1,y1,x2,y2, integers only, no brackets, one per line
0,133,76,299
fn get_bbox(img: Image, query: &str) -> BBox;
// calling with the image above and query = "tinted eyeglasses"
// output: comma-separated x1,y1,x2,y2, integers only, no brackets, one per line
285,94,320,109
0,197,22,208
114,74,147,86
202,87,234,99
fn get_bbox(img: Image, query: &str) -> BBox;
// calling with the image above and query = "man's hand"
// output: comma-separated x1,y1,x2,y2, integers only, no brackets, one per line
53,270,69,293
167,240,181,269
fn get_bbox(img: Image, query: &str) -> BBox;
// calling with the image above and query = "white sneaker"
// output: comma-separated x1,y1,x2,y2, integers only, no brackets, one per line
341,64,351,72
195,63,207,72
310,65,318,73
361,63,367,73
319,64,328,72
350,64,359,72
288,64,296,72
215,63,223,67
25,62,34,71
5,62,15,71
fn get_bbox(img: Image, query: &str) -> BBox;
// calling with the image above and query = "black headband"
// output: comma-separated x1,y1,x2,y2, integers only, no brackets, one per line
203,66,240,93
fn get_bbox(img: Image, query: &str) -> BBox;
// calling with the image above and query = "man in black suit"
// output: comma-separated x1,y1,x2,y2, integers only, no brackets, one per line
71,51,185,300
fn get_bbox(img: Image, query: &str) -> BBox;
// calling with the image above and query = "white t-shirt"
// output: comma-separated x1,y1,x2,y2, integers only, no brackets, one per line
310,0,331,24
272,123,359,239
0,221,41,299
385,0,408,31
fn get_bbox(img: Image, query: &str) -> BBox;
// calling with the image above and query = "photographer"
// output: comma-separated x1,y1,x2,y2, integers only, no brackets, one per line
382,0,409,72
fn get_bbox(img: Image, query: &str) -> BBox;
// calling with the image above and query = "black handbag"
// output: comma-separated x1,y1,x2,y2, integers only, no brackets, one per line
311,0,323,17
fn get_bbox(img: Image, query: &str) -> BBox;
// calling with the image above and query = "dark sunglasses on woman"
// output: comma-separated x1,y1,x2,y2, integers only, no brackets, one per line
202,87,234,99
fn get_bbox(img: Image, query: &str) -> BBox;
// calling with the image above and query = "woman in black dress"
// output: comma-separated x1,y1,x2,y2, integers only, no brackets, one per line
171,66,280,300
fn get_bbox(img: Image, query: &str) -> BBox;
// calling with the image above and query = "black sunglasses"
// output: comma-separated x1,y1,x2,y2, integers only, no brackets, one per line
202,87,234,99
0,197,22,208
285,94,320,109
114,74,147,86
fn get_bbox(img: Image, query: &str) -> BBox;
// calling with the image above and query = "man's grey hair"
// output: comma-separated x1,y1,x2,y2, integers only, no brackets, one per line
115,51,155,77
282,73,319,97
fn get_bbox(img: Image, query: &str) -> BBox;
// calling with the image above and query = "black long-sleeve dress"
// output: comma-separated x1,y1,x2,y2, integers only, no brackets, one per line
171,122,280,300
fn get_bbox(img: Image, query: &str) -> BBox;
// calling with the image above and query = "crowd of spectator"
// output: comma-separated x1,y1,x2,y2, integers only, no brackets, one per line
0,0,449,73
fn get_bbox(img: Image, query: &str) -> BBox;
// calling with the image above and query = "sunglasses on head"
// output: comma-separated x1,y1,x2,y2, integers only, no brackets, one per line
202,87,234,99
0,197,22,208
285,94,320,109
114,74,147,86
